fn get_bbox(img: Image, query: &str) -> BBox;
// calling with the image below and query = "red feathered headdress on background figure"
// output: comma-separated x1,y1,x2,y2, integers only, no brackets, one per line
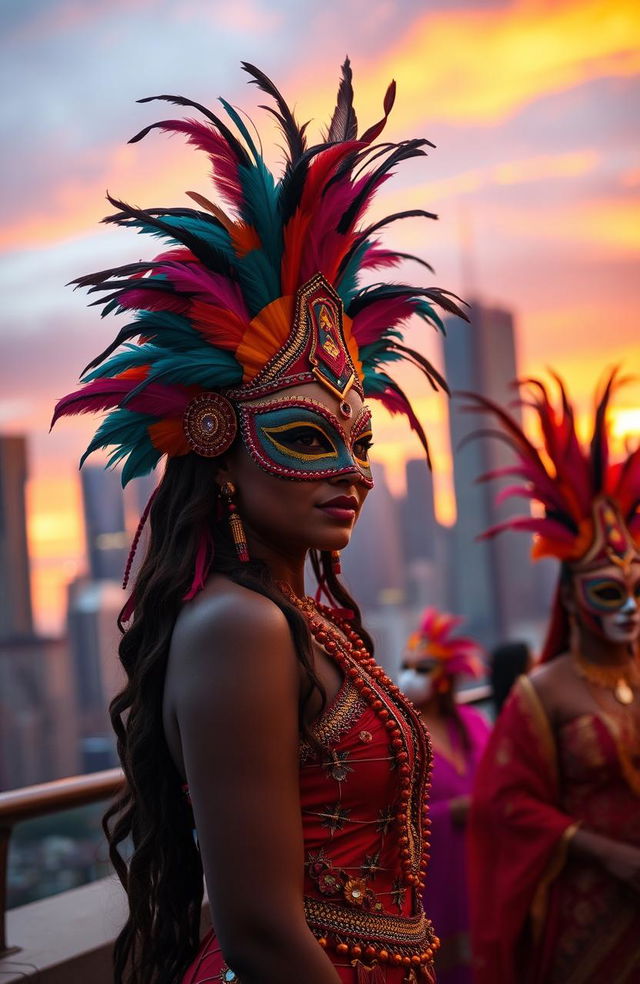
406,608,485,691
460,369,640,661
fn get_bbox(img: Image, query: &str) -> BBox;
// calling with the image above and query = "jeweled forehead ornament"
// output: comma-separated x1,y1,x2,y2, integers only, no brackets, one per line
227,273,361,420
572,497,640,577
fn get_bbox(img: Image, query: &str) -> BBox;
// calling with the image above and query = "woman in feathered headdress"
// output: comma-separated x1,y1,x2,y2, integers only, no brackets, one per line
461,372,640,984
53,61,465,984
399,609,489,984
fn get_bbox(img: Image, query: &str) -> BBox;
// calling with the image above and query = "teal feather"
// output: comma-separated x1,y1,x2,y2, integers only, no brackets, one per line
236,160,282,278
235,249,281,316
130,311,203,349
336,239,371,306
220,97,261,161
121,441,163,485
83,343,242,383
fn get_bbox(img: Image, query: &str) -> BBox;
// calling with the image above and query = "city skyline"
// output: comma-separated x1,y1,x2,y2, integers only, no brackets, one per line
1,0,639,632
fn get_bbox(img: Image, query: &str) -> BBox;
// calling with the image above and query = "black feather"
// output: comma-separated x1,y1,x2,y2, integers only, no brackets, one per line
342,210,438,272
326,57,358,142
337,140,430,233
101,195,236,278
241,62,306,164
387,342,450,394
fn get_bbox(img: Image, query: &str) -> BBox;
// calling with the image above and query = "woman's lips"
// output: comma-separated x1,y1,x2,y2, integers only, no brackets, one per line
316,505,357,521
616,618,639,632
316,495,359,522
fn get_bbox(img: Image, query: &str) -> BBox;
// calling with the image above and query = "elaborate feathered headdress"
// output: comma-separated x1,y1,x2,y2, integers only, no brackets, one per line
461,370,640,571
52,60,465,483
406,608,484,690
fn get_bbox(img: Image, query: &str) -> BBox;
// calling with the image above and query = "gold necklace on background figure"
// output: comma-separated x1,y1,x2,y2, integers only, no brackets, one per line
572,649,640,705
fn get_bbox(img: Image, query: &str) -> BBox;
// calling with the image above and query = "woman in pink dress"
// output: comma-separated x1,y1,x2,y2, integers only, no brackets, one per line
53,60,467,984
399,610,490,984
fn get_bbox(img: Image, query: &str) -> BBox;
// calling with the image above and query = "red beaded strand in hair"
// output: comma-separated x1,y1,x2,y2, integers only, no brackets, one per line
122,486,159,590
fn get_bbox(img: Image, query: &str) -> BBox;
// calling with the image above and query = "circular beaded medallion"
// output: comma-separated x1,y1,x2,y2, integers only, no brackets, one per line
183,392,237,457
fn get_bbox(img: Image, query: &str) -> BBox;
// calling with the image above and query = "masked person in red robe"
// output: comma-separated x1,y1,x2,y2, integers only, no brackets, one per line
53,60,468,984
463,373,640,984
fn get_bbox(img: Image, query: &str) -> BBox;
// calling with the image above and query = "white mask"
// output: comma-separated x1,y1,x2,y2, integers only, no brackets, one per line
398,667,433,707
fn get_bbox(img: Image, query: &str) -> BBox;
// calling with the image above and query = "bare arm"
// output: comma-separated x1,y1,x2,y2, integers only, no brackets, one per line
171,587,341,984
570,828,640,891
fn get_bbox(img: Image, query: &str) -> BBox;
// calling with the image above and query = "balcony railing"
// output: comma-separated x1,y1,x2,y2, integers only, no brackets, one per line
0,683,491,979
0,768,124,955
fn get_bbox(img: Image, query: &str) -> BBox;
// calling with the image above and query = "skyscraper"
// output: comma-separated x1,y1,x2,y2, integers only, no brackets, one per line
401,459,436,564
444,301,537,646
66,576,124,772
398,459,451,611
341,462,405,612
0,435,33,639
81,466,128,582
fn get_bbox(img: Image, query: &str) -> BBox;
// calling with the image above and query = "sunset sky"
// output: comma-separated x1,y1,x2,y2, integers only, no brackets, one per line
1,0,639,634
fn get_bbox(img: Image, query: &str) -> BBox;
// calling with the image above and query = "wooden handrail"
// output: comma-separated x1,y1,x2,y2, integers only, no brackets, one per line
0,767,124,956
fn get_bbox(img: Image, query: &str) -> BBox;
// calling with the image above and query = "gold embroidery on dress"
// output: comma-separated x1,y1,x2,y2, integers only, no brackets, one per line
299,679,365,762
304,895,435,947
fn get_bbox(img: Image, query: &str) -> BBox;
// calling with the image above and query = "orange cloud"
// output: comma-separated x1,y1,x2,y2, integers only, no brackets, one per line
370,392,456,527
299,0,640,130
377,149,600,213
4,0,639,255
26,474,85,635
494,195,640,254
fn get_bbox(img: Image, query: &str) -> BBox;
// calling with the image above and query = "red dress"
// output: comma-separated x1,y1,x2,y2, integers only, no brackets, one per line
181,632,437,983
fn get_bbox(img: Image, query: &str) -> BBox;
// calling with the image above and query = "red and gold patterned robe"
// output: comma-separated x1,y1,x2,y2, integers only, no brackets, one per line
468,675,640,984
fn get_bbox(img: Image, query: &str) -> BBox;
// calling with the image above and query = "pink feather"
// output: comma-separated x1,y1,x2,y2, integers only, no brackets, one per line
352,297,420,346
151,118,244,211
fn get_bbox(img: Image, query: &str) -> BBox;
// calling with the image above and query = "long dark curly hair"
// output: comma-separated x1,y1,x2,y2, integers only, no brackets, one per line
103,452,374,984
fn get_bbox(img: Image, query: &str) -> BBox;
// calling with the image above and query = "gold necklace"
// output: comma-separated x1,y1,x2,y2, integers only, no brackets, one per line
572,650,640,705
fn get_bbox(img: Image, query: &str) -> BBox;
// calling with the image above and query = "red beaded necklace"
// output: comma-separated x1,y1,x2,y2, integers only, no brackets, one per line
279,584,438,971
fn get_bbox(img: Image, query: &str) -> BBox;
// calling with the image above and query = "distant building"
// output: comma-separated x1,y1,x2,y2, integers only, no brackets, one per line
0,435,33,639
338,464,408,675
81,466,128,582
397,459,452,612
444,301,538,647
66,577,125,771
0,636,78,790
341,462,405,611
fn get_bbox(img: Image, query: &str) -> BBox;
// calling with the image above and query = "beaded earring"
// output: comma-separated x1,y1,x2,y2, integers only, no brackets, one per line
220,481,250,563
331,550,342,576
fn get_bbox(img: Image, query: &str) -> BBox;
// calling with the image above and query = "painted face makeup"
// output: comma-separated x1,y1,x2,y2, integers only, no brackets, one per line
573,562,640,645
238,396,374,486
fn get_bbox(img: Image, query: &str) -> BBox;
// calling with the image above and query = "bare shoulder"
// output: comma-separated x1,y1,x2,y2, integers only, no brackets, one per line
172,576,290,656
528,653,573,717
168,576,297,709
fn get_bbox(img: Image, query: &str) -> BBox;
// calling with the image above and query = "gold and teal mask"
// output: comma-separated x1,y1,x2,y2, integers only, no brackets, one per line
238,397,374,486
